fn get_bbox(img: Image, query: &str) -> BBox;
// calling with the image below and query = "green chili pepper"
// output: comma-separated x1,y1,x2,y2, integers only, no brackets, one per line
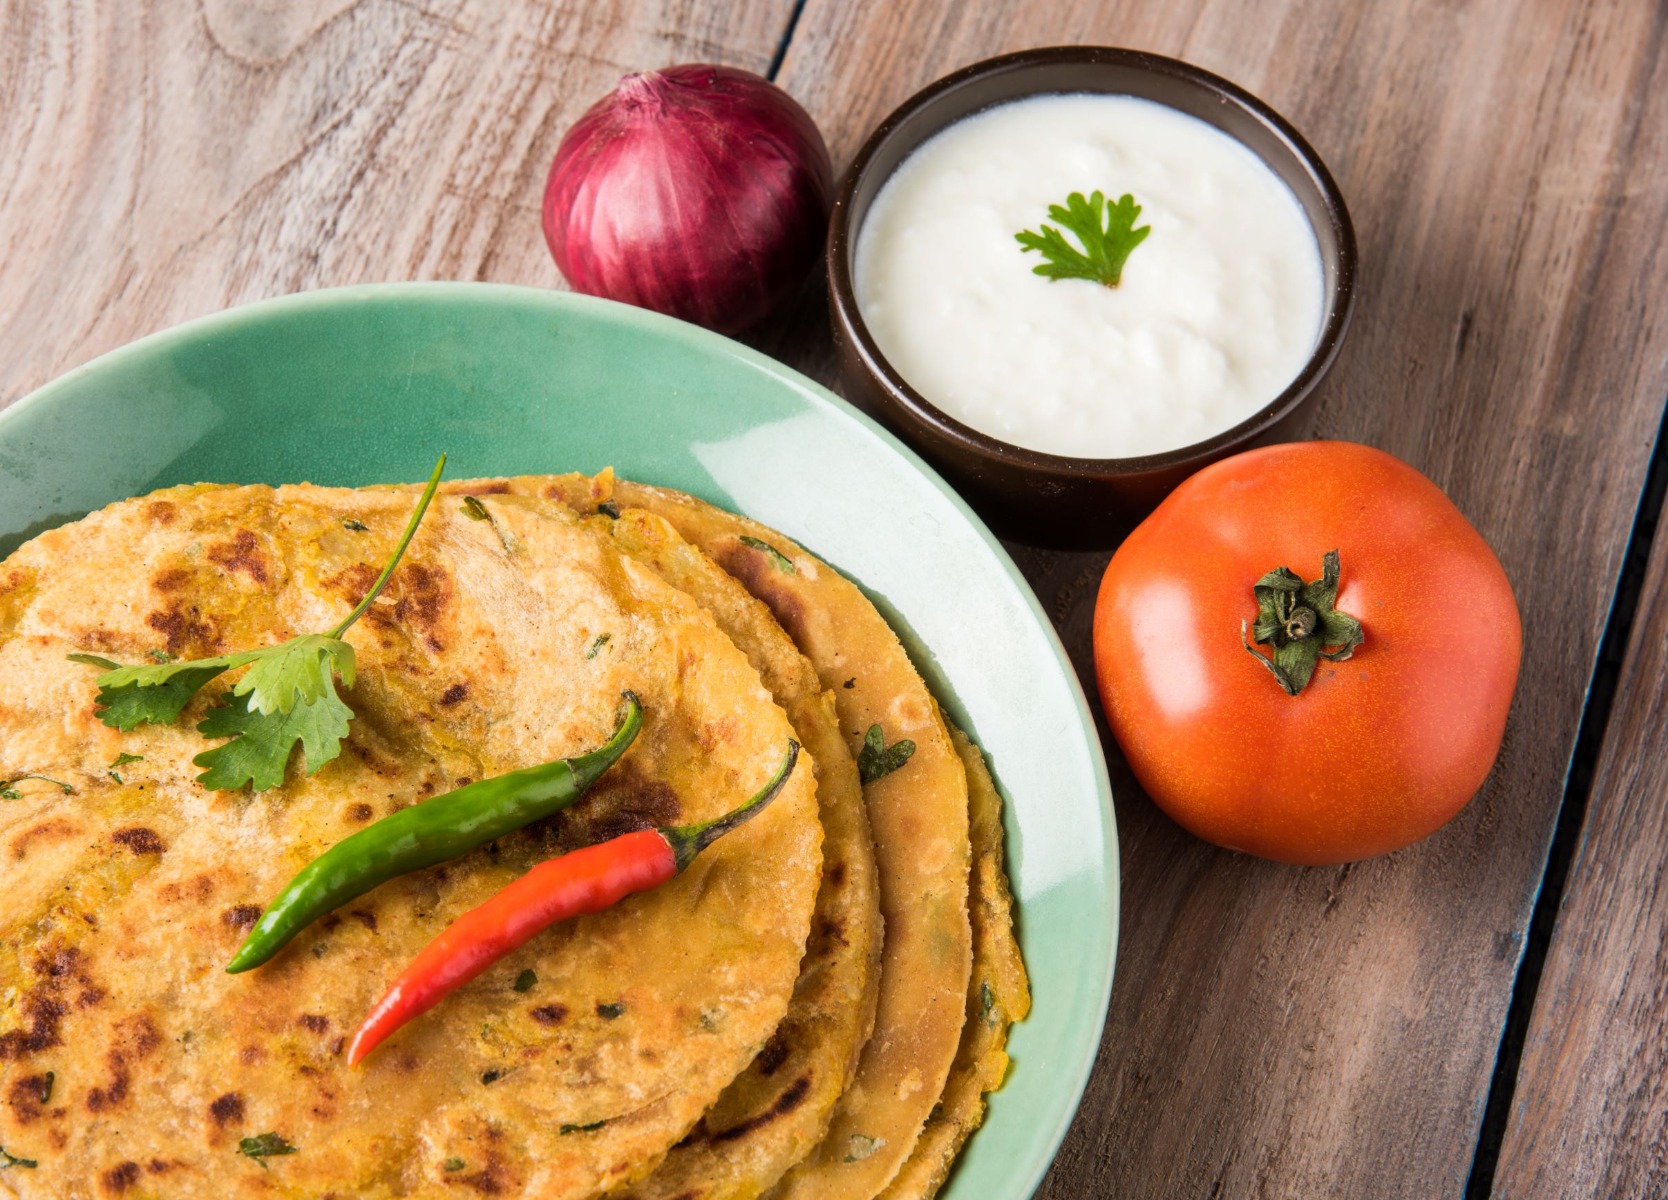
225,691,643,973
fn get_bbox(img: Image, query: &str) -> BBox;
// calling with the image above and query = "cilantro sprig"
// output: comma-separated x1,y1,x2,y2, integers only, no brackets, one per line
70,456,447,793
1015,190,1150,288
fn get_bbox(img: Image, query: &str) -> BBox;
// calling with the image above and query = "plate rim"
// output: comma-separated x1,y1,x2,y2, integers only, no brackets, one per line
0,281,1119,1199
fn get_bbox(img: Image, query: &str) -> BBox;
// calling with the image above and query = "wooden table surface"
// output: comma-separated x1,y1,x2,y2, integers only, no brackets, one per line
3,2,1666,1196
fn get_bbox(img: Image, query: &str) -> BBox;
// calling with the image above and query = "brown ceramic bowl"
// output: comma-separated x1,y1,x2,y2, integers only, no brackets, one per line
827,46,1357,549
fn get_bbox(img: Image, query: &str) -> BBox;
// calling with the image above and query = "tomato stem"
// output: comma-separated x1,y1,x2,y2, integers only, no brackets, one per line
1241,549,1364,696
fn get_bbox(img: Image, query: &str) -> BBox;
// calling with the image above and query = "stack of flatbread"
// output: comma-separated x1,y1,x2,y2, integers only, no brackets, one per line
0,470,1028,1199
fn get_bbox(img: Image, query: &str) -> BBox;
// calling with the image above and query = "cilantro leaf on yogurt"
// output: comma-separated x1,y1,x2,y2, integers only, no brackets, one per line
1016,190,1150,288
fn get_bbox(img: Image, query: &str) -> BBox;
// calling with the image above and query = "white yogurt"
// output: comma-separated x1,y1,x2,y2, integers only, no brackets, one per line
854,93,1325,458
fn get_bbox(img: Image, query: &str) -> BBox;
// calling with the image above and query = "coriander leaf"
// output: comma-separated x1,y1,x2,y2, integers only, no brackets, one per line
194,685,353,792
857,724,916,785
342,518,368,532
513,969,537,993
443,1157,467,1172
69,653,246,731
77,636,355,788
739,535,796,574
1015,190,1150,288
0,1144,37,1169
460,497,490,521
238,1132,296,1166
586,633,611,660
233,635,356,716
595,1002,625,1020
597,500,621,519
559,1120,606,1134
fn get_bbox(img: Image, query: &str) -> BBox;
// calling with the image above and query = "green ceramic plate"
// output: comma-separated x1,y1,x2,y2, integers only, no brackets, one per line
0,283,1116,1199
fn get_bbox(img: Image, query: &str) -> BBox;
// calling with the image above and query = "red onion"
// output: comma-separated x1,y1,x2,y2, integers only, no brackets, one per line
542,64,834,335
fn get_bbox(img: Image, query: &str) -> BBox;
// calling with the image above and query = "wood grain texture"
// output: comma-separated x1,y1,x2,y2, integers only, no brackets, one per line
765,1,1668,1196
0,0,796,407
4,1,1668,1197
1492,498,1668,1191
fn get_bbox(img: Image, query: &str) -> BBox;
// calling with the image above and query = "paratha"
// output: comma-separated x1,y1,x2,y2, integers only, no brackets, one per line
0,484,821,1199
878,728,1031,1200
515,474,975,1200
578,504,882,1200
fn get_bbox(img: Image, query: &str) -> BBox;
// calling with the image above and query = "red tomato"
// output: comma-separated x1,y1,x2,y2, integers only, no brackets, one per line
1093,441,1521,865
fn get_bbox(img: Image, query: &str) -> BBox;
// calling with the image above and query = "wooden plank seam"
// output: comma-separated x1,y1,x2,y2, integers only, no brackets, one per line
1464,398,1668,1198
767,0,809,81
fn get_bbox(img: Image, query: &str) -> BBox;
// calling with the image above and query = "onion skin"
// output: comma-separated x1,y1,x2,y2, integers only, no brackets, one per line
542,64,834,335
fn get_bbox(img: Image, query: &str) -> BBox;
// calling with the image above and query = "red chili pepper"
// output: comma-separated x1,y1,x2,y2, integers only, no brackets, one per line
347,740,799,1066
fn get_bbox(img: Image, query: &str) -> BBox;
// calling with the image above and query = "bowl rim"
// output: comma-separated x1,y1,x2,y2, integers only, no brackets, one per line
827,44,1358,477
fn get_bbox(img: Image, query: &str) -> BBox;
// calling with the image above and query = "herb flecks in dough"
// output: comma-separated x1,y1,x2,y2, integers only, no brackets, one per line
238,1132,296,1168
0,775,73,800
857,724,916,784
739,535,796,574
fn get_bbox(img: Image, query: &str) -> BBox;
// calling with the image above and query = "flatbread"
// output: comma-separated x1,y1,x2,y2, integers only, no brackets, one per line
582,505,882,1200
878,728,1031,1200
516,474,974,1200
0,484,821,1199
